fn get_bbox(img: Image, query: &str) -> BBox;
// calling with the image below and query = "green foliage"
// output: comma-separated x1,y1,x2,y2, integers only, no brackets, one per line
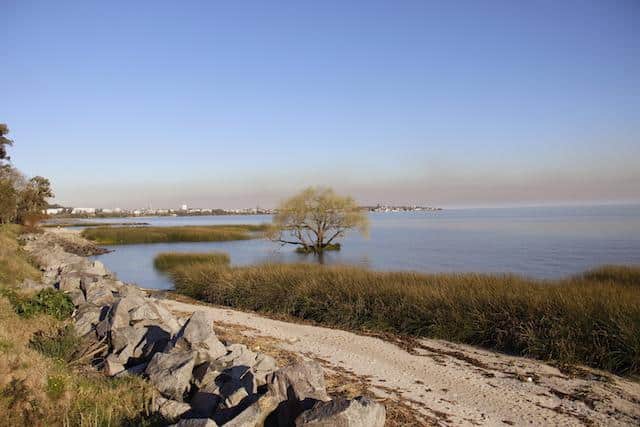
169,262,640,376
0,123,13,163
154,251,230,272
0,177,18,224
30,325,81,361
82,224,269,245
0,338,13,352
45,375,66,400
12,289,74,320
270,187,369,253
0,124,54,225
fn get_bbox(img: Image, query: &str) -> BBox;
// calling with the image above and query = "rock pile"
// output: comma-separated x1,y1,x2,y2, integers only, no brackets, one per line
20,233,386,427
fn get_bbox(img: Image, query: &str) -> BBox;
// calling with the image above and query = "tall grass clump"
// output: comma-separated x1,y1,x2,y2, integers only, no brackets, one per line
0,224,40,287
168,263,640,376
580,264,640,286
154,252,230,272
81,224,270,245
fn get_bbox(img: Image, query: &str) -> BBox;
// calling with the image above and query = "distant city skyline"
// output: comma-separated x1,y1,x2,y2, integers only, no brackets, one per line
3,0,639,209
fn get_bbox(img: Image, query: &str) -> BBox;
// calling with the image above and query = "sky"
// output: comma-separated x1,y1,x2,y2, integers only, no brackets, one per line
1,0,639,209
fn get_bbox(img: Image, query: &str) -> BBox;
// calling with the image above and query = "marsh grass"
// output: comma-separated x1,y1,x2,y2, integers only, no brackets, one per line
154,252,230,272
168,262,640,376
81,224,270,244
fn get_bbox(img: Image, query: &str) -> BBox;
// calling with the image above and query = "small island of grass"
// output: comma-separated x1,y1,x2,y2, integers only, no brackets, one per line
81,224,270,245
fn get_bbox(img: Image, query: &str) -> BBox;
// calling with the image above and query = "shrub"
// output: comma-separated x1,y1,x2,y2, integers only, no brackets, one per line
13,289,74,320
30,325,80,361
46,375,66,400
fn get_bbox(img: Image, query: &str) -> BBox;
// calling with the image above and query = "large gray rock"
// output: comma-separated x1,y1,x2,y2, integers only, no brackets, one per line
111,324,171,365
216,344,277,385
295,396,386,427
109,293,148,329
58,271,85,292
146,350,196,400
82,278,117,306
74,304,103,336
266,361,329,403
224,392,281,427
174,311,226,364
171,419,218,427
153,396,192,422
265,361,330,426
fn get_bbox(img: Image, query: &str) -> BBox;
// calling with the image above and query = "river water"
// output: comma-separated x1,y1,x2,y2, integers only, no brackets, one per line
88,205,640,289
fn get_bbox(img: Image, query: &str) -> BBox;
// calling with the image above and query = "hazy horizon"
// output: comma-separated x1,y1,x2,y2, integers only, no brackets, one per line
3,1,639,209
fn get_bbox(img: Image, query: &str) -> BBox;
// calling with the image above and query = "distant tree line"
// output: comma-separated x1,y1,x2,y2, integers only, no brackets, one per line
0,124,53,225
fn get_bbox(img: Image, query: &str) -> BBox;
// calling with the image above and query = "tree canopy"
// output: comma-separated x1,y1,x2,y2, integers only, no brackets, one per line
269,187,369,253
0,124,54,224
0,124,13,164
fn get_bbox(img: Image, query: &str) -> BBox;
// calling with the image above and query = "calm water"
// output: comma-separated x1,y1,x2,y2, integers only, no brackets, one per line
90,205,640,289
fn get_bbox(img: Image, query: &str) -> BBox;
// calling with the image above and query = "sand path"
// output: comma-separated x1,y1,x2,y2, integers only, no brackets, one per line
164,299,640,426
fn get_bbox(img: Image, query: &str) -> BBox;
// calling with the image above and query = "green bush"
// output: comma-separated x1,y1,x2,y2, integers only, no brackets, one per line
45,375,66,400
30,325,80,361
13,289,74,320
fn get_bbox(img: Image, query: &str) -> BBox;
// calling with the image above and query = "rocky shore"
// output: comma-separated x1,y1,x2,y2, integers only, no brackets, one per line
19,231,386,427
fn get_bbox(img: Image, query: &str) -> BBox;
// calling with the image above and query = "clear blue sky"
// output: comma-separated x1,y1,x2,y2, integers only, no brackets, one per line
2,0,639,208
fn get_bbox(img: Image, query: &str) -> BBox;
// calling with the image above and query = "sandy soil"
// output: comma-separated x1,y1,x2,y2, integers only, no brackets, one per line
164,298,640,426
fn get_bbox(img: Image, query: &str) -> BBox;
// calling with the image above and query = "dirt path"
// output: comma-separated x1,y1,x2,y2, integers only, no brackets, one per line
163,298,640,426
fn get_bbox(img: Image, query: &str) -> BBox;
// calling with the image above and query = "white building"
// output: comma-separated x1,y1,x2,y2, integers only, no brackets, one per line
45,208,64,215
71,207,96,214
181,204,188,211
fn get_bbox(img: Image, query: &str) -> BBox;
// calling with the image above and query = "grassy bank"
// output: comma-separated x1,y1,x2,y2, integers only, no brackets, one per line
154,252,230,271
0,225,159,426
166,262,640,376
0,225,40,287
81,224,270,245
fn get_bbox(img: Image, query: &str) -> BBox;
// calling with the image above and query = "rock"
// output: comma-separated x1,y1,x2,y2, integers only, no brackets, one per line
111,324,171,364
152,300,182,335
174,311,227,364
216,344,277,385
265,361,330,425
153,396,192,422
295,396,386,427
171,419,218,427
74,304,103,336
105,354,125,376
58,271,84,291
267,361,329,403
224,392,281,427
84,283,116,307
252,353,278,385
109,293,148,329
111,326,149,363
190,390,221,418
84,260,110,276
146,350,196,400
68,289,86,306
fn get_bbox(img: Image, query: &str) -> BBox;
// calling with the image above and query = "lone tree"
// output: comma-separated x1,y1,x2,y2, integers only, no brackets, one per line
269,187,369,253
